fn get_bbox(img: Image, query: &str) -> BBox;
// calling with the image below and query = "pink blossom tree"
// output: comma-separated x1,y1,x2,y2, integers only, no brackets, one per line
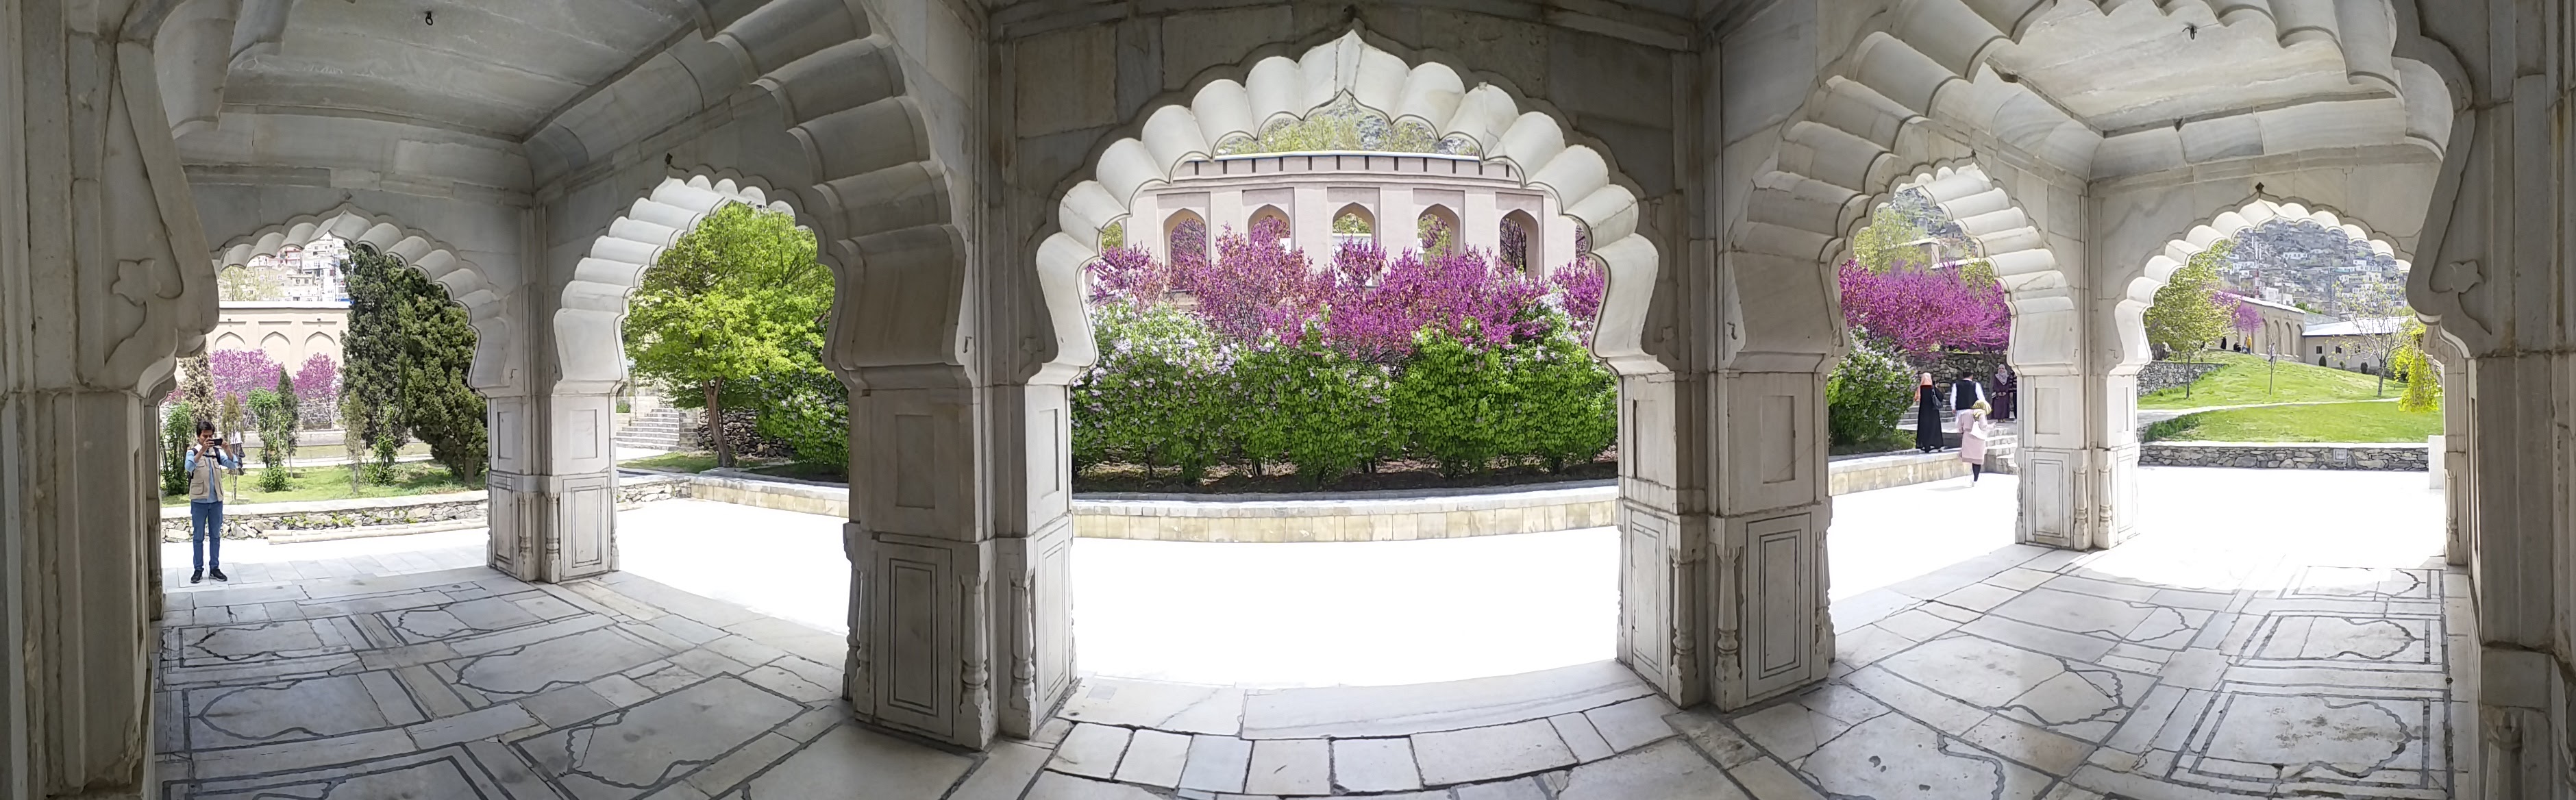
1836,260,2010,363
207,349,284,407
295,353,340,426
1548,257,1607,343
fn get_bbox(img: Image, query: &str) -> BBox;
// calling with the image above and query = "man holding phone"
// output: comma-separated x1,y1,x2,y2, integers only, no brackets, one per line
184,419,239,583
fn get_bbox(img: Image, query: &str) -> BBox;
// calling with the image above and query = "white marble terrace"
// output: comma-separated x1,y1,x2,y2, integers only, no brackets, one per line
154,467,2459,799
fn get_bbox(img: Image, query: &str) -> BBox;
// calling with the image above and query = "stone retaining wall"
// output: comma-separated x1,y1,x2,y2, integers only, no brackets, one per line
161,491,488,542
2138,442,2430,471
163,477,698,542
2138,360,2226,395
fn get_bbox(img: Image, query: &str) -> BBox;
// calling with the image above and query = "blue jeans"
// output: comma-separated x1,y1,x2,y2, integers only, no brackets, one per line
190,501,223,571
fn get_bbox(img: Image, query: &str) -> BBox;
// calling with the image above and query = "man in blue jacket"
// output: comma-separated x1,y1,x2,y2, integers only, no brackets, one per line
184,419,239,582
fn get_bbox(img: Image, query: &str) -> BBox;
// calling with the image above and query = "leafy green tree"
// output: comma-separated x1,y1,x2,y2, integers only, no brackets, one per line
2145,240,2233,373
343,243,488,482
2396,317,2444,413
623,203,830,468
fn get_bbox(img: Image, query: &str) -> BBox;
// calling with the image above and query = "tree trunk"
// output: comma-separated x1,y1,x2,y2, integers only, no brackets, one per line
706,379,734,468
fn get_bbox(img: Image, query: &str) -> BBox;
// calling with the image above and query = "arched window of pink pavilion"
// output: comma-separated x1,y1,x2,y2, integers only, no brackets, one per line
1249,205,1291,250
1500,210,1538,274
1164,210,1209,270
1417,205,1460,257
1332,204,1375,252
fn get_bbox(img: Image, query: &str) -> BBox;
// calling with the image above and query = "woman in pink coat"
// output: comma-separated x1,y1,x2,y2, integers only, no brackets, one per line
1955,400,1995,483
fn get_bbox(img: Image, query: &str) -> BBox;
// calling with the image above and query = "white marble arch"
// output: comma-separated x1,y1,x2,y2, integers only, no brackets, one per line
1033,29,1705,707
1037,31,1658,379
2121,197,2412,371
557,175,795,389
1876,164,2077,368
210,205,516,393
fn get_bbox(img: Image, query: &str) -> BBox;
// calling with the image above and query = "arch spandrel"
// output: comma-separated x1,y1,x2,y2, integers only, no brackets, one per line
1032,31,1667,381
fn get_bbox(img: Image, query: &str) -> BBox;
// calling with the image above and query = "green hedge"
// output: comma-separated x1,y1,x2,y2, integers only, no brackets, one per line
1072,305,1616,486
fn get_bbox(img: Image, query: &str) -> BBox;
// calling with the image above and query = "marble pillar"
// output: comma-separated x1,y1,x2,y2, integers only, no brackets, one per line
1,3,218,795
2401,4,2576,791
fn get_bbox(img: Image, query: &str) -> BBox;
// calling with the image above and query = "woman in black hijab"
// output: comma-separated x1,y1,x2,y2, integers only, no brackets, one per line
1914,373,1943,453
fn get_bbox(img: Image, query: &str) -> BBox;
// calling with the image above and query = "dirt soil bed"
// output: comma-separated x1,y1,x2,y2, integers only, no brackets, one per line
1073,455,1617,494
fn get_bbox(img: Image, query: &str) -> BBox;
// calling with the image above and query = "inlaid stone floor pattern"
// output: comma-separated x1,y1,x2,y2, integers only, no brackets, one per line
157,536,2464,799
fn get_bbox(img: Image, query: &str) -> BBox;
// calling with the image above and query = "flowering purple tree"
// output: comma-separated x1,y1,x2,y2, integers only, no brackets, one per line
1169,216,1209,275
1548,258,1607,344
295,353,340,427
208,349,284,407
1321,245,1546,361
2218,292,2261,342
1836,260,2010,363
1088,245,1167,304
1176,218,1331,344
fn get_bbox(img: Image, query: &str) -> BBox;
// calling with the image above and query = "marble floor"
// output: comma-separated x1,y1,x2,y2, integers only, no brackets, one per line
154,466,2461,799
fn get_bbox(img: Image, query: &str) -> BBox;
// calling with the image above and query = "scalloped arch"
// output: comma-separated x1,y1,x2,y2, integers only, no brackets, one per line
2129,196,2410,312
557,175,795,387
2113,196,2412,367
1036,31,1660,378
1883,163,2081,367
212,205,517,392
1735,0,2452,366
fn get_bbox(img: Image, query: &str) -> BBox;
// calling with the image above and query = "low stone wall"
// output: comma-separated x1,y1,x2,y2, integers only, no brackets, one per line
161,490,488,542
677,471,847,517
1074,482,1618,542
164,476,698,542
627,453,1998,542
1830,451,1970,495
2139,442,2430,471
2138,360,2226,395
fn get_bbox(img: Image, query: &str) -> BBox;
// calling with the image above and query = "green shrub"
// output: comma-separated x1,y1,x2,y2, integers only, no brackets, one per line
752,366,849,468
1073,303,1232,482
1496,320,1618,472
1391,327,1512,477
247,388,293,492
1229,335,1393,486
1826,334,1916,447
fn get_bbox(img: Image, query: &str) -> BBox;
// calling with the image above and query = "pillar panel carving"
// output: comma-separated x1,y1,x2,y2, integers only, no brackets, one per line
1,9,216,795
1708,371,1831,710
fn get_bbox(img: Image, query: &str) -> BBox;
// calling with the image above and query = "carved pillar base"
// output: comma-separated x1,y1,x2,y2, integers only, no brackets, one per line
482,393,618,583
2012,369,2139,551
1706,371,1833,710
841,378,1006,749
484,470,618,583
0,391,161,799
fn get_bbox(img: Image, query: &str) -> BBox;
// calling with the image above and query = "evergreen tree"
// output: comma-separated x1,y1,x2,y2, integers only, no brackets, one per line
342,243,488,482
623,203,830,468
179,353,215,426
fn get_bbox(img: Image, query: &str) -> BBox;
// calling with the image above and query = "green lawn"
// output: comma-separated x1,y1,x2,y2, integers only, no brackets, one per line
619,451,726,473
2146,401,2442,444
619,451,845,482
2138,351,2406,410
162,460,480,506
